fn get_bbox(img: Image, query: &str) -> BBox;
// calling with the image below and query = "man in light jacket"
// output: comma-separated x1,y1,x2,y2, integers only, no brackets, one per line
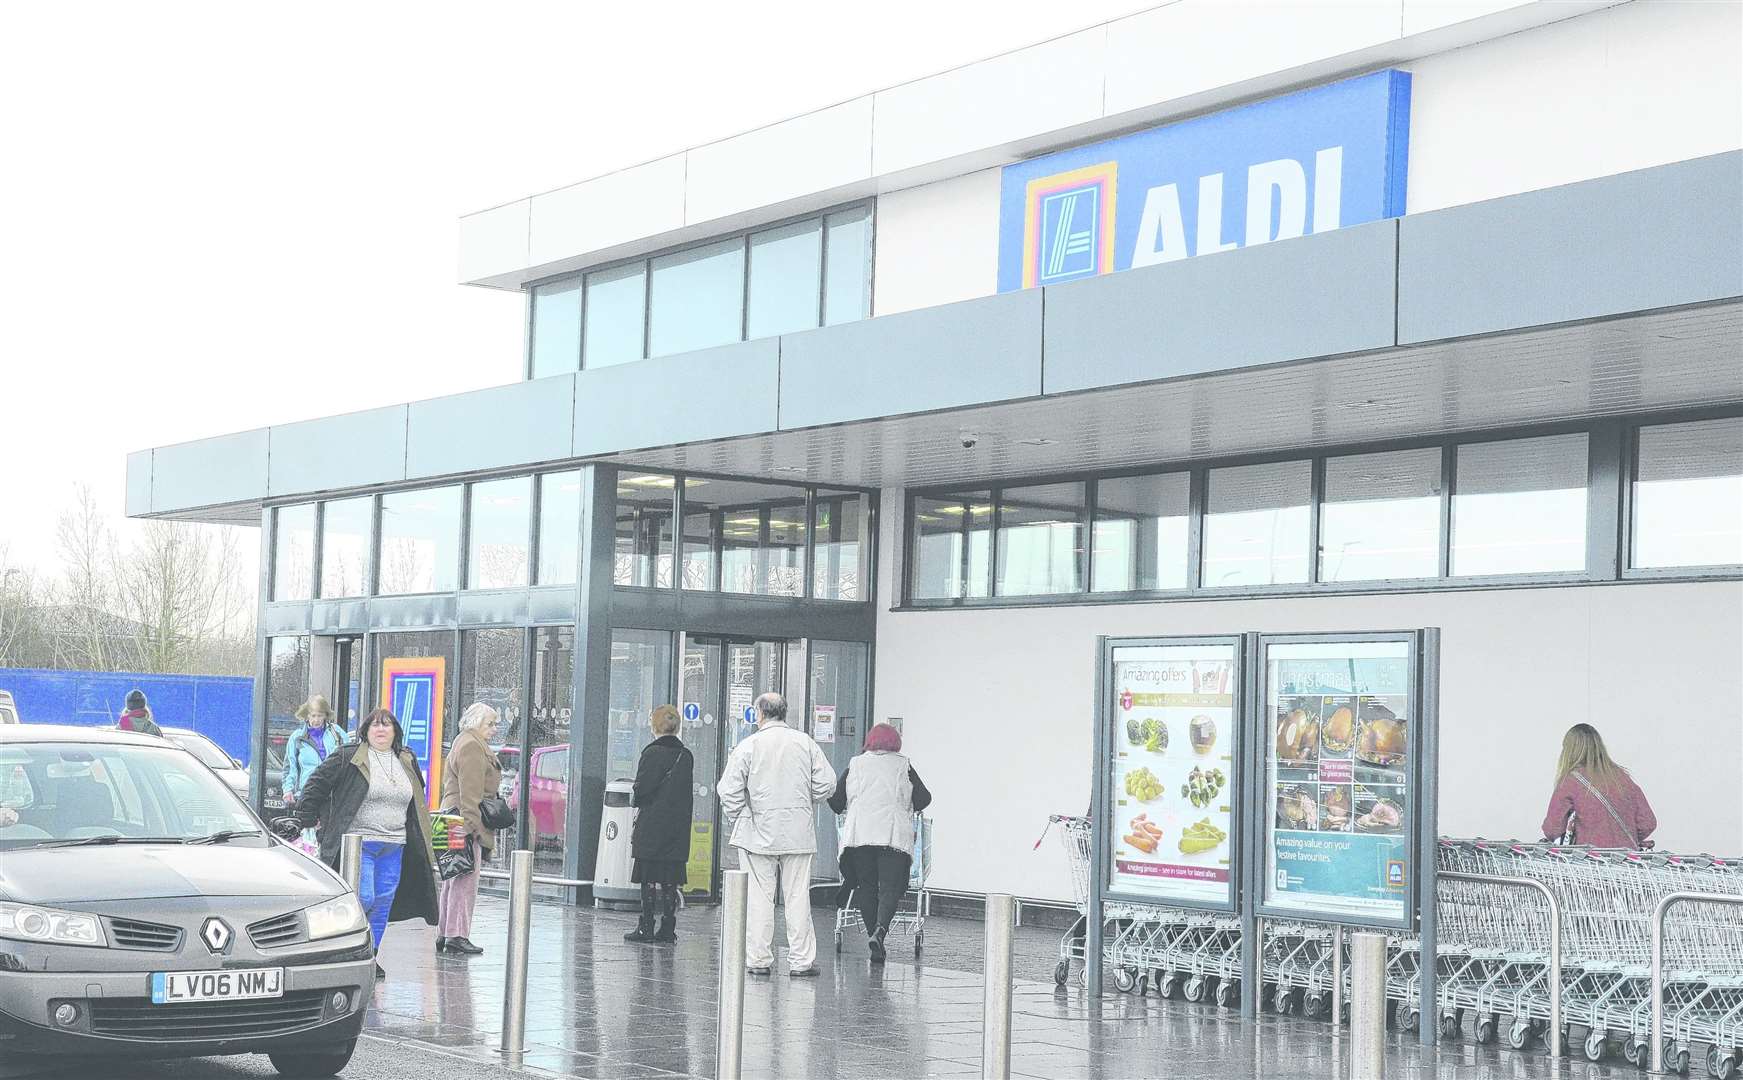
716,692,836,977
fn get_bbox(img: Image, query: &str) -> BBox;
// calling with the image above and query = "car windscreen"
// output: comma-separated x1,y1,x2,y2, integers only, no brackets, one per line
0,742,261,850
168,732,233,770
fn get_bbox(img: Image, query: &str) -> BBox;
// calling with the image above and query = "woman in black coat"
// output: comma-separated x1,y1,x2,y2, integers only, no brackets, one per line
624,704,694,944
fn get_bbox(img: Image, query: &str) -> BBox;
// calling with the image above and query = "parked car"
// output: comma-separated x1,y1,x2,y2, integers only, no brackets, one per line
508,743,568,841
493,745,521,802
0,724,373,1078
0,691,18,725
161,727,250,803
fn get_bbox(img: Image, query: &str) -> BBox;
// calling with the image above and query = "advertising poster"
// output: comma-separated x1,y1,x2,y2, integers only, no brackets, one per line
1264,640,1412,922
812,705,836,744
1106,643,1238,906
684,821,713,894
380,656,447,810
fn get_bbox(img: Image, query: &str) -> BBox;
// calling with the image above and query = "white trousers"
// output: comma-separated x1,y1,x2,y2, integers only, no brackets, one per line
741,851,816,970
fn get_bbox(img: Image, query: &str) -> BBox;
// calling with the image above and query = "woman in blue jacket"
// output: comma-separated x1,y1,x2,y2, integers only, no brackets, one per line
282,695,345,807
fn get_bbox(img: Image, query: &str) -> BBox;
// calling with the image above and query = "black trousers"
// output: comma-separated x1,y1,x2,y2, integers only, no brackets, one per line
848,846,911,937
639,881,678,924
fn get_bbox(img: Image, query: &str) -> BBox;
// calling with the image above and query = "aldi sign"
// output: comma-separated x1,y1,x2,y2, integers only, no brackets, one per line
998,70,1411,292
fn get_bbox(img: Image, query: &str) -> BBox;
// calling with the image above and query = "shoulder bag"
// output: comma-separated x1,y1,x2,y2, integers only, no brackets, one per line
1570,770,1638,847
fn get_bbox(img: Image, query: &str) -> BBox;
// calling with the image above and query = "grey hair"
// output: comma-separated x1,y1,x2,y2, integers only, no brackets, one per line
754,693,787,723
459,702,500,733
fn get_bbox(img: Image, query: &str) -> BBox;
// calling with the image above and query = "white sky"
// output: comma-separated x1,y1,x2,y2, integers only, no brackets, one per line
0,0,1153,583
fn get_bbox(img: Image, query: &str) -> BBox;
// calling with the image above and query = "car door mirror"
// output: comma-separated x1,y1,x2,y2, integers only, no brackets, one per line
230,757,244,769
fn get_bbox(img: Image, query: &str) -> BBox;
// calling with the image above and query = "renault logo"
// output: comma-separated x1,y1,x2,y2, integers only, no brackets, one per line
201,917,233,954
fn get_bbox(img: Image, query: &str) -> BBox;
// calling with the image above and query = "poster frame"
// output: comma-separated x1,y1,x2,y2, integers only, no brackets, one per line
1252,629,1429,933
1092,634,1247,915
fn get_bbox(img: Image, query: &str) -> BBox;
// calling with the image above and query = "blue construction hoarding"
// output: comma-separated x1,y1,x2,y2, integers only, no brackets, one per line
0,667,254,763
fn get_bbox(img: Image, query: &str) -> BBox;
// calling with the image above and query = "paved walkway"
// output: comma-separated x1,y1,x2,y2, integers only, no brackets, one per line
366,895,1630,1080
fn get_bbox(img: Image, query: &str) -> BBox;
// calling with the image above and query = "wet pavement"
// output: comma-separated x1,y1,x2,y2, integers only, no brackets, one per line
367,894,1637,1080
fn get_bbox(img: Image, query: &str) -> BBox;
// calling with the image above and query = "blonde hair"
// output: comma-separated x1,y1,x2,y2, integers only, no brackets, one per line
295,695,332,724
459,702,500,733
1556,723,1626,789
650,704,681,736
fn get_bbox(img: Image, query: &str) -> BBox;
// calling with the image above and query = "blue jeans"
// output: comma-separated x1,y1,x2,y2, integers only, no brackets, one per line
357,841,404,949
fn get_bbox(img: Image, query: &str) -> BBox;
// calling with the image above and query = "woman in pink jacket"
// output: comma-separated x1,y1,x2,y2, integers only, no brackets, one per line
1540,724,1657,849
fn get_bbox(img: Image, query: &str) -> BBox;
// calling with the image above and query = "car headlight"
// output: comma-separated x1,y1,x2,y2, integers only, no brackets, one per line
0,902,107,948
303,894,366,941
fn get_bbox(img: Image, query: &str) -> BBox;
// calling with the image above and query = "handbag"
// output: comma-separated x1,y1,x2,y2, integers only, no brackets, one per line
480,795,516,832
436,837,477,880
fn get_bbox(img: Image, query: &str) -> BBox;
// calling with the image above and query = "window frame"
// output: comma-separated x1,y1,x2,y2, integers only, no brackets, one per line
900,408,1743,609
521,199,875,378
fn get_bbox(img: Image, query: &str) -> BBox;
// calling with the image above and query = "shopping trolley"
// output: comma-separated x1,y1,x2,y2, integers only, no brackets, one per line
833,813,934,956
1042,814,1095,986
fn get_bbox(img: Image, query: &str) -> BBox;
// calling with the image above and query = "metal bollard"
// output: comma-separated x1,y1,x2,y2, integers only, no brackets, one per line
499,850,534,1056
1331,924,1345,1028
983,893,1015,1080
339,833,363,895
1349,932,1386,1080
716,869,749,1080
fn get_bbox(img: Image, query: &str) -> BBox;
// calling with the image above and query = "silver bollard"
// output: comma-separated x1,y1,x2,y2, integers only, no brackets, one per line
1331,924,1345,1028
716,869,749,1080
339,833,363,895
983,893,1015,1080
1350,932,1387,1080
499,849,534,1056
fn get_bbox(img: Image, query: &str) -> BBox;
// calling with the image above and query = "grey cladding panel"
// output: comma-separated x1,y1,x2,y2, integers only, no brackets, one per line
1043,219,1398,395
573,339,779,457
407,377,575,480
125,450,153,517
269,405,408,497
1399,152,1743,344
150,429,269,513
779,290,1043,429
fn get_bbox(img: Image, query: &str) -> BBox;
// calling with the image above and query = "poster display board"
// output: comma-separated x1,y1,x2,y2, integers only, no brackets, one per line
1104,639,1240,908
1260,637,1415,925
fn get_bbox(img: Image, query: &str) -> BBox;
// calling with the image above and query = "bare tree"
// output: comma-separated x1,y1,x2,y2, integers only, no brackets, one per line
0,545,51,667
52,485,123,670
112,520,252,675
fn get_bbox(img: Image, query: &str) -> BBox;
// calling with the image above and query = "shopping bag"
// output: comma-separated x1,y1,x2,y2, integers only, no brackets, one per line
292,828,321,860
436,836,476,880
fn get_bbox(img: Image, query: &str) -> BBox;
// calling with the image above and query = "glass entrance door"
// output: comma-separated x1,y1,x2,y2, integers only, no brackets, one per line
679,635,788,897
331,636,362,738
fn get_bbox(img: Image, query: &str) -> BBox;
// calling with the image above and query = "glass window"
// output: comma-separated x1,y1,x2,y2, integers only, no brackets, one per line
615,472,676,588
528,278,581,378
319,496,372,598
1320,448,1443,582
1091,473,1189,592
824,206,873,326
747,219,822,339
814,491,870,601
649,238,745,358
681,478,719,591
467,477,531,590
1452,434,1588,576
582,263,646,369
1203,460,1312,587
372,631,456,790
996,483,1085,596
608,630,672,783
459,629,523,771
527,626,573,891
377,486,462,595
1633,417,1743,569
263,635,309,811
680,478,807,596
910,492,992,600
272,505,315,602
536,471,581,587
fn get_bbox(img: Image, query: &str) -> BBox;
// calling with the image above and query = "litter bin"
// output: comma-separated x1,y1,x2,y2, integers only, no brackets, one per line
593,778,638,908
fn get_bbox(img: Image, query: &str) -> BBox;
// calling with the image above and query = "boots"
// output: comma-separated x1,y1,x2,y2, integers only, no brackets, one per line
652,915,676,943
623,912,655,944
868,926,887,964
651,884,677,943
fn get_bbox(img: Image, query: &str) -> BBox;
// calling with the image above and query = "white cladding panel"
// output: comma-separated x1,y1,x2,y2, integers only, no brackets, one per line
527,154,687,269
1102,1,1400,117
685,98,875,225
873,497,1743,902
457,200,531,283
870,27,1107,177
872,168,1002,317
1404,0,1743,213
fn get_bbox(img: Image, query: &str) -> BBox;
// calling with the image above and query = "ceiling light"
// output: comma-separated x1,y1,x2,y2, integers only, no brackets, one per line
769,465,807,475
621,475,676,489
1015,438,1057,446
1340,399,1393,410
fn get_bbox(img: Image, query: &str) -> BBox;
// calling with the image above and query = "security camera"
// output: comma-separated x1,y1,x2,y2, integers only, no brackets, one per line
959,431,979,450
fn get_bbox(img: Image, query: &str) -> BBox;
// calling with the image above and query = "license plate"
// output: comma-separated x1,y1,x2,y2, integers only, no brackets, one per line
150,968,283,1004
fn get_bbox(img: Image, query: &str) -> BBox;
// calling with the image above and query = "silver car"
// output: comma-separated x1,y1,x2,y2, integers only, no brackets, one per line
161,725,251,803
0,725,373,1078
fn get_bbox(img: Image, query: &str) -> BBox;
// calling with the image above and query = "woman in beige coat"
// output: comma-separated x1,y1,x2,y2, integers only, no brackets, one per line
437,703,503,955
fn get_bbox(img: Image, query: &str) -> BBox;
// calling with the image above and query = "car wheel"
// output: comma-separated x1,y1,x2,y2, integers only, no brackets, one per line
268,1040,356,1077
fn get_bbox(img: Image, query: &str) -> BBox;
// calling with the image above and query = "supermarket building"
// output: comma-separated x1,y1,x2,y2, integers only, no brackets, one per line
127,0,1742,905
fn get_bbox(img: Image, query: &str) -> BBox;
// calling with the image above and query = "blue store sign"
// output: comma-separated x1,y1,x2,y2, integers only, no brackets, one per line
997,70,1411,292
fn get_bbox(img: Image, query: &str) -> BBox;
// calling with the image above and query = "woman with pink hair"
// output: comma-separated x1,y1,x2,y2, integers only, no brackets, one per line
828,722,932,964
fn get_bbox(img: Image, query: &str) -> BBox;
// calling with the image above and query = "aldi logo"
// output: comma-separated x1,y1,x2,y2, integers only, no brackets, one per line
1021,163,1117,288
